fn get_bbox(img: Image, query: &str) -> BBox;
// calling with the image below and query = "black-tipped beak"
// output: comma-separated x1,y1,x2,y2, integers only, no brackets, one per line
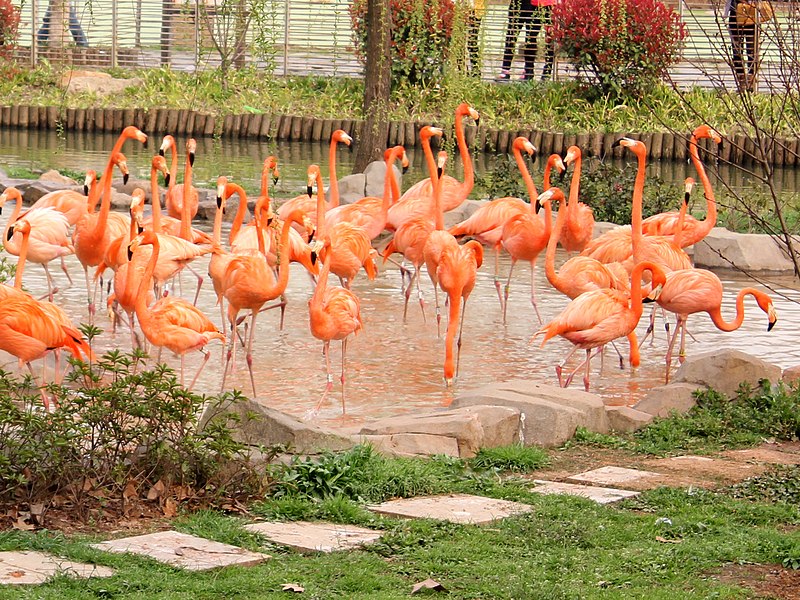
307,186,313,197
158,148,165,157
272,176,279,186
6,226,13,241
437,167,443,179
474,117,480,126
558,169,567,183
307,228,315,243
164,173,170,186
611,139,623,148
0,206,3,215
123,173,129,185
642,297,656,304
768,320,776,332
142,138,148,149
266,216,274,226
189,152,195,167
310,251,317,265
83,184,89,196
216,196,222,209
534,200,541,213
402,165,409,175
127,245,134,261
684,191,690,206
137,224,144,234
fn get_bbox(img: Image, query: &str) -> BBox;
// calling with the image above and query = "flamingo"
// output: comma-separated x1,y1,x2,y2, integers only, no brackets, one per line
162,136,199,225
558,146,595,253
308,238,363,415
127,230,225,390
277,130,352,228
655,268,777,382
227,156,280,250
438,239,484,385
309,165,376,289
17,179,87,226
221,205,311,396
448,136,537,310
641,125,721,246
1,188,72,299
498,153,567,324
387,102,479,230
534,260,667,392
324,145,409,239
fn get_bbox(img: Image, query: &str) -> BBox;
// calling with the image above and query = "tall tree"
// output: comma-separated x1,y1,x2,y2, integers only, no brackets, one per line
353,0,392,173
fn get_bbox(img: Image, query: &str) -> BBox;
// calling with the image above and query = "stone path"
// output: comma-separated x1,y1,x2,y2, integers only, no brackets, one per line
0,551,114,585
567,466,661,487
368,494,534,525
531,481,640,505
244,521,382,553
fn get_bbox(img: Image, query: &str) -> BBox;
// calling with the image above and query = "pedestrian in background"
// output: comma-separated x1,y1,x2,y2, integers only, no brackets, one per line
497,0,555,81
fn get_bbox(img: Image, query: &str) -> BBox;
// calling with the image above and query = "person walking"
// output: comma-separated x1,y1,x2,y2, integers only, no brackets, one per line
466,0,486,78
497,0,555,81
725,0,774,91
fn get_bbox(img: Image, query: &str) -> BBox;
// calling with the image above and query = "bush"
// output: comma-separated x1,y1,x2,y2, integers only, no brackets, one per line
0,0,19,52
350,0,456,87
550,0,685,97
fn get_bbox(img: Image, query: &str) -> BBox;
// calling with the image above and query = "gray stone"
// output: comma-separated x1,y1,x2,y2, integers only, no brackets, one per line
444,199,483,229
16,181,69,204
693,227,795,272
633,383,701,417
66,76,144,97
605,406,654,432
567,466,660,486
359,405,520,458
244,521,382,553
363,160,402,199
0,179,35,197
673,348,781,398
451,380,608,447
0,551,114,585
531,480,640,504
592,221,619,238
109,189,134,211
336,173,367,205
92,530,267,571
202,398,353,455
368,493,533,524
359,433,461,458
782,364,800,385
38,170,79,187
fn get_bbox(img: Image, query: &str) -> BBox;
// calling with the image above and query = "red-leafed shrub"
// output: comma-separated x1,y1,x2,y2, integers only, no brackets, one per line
0,0,19,54
350,0,455,87
550,0,685,97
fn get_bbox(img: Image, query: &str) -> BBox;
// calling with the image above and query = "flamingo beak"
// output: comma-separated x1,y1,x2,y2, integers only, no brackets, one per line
307,186,313,197
189,151,195,167
158,147,165,157
307,227,316,243
6,226,14,241
83,183,89,195
272,175,280,186
534,200,541,213
127,244,134,261
137,224,144,234
768,319,776,332
768,305,777,331
164,173,170,186
123,173,129,185
437,167,443,179
310,250,317,265
216,195,222,209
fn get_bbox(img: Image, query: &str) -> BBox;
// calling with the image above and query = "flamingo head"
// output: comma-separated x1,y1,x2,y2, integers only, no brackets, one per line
186,139,197,167
306,165,321,197
333,130,353,147
309,237,331,266
612,137,645,157
84,170,97,196
457,102,480,125
130,189,146,233
8,218,30,240
159,134,175,157
123,126,148,146
753,291,778,331
684,177,696,206
514,137,537,159
421,126,444,144
215,176,229,211
399,147,410,173
642,264,667,303
564,145,582,167
549,153,566,177
436,151,448,180
694,125,722,145
537,187,565,211
264,156,280,185
152,154,169,184
127,230,157,261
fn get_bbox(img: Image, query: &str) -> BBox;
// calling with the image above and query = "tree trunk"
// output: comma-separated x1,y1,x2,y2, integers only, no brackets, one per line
352,0,392,173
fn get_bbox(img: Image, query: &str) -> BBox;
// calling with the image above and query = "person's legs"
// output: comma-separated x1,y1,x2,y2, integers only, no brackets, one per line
499,0,524,77
540,5,555,80
744,23,757,76
519,0,536,79
728,13,747,88
69,4,89,48
37,9,52,45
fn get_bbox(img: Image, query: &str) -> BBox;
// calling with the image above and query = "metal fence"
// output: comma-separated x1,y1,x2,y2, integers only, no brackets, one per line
9,0,799,91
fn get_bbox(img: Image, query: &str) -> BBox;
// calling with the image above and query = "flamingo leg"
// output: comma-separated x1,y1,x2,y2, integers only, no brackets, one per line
60,256,73,288
432,278,442,338
455,296,468,379
340,338,348,415
245,310,259,397
415,266,426,323
530,262,543,325
83,265,95,323
189,349,210,391
502,261,515,325
664,316,683,384
493,246,503,313
402,267,418,322
387,256,411,289
42,263,58,300
678,316,689,364
26,361,49,412
556,346,581,387
180,354,185,388
185,264,205,306
312,341,334,414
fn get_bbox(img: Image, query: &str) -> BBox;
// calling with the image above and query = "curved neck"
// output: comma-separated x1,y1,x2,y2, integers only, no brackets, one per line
628,261,658,318
421,137,438,194
168,140,178,193
328,139,341,209
212,199,225,248
708,287,757,332
545,200,568,290
134,236,160,322
455,111,474,196
312,246,332,304
673,191,688,247
631,149,647,261
13,228,29,289
568,153,581,213
512,147,537,211
542,194,553,241
228,185,250,246
88,177,100,213
94,155,118,236
2,194,22,245
381,151,401,223
180,152,193,241
266,214,299,299
689,134,717,237
434,163,445,230
150,165,163,233
315,169,327,238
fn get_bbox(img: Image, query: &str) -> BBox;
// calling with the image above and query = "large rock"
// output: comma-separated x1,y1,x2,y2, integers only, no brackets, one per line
782,364,800,385
693,227,795,273
451,380,609,447
65,75,144,97
202,399,353,455
336,173,367,205
444,199,483,229
359,405,520,458
360,433,460,458
109,189,134,211
38,170,79,187
633,383,701,417
17,180,73,204
605,406,654,431
673,349,781,398
363,160,402,199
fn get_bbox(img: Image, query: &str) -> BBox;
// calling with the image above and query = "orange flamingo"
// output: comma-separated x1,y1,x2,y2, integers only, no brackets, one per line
162,135,199,226
277,130,352,228
324,145,409,239
387,102,479,229
498,153,567,324
655,268,777,382
438,239,484,385
449,136,537,310
18,182,87,226
1,188,73,298
127,230,225,390
308,238,363,415
221,205,311,396
535,260,667,391
558,145,595,253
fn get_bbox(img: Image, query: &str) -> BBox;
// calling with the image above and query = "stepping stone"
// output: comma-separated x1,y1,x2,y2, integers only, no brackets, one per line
530,480,639,505
91,531,267,571
0,551,114,585
368,493,532,525
566,466,660,487
244,521,382,553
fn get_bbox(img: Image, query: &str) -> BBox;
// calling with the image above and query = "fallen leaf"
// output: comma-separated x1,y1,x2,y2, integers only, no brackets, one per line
655,536,682,544
147,480,166,501
29,503,44,516
123,482,138,500
281,583,305,593
162,497,178,518
82,477,96,492
13,516,34,531
411,578,447,594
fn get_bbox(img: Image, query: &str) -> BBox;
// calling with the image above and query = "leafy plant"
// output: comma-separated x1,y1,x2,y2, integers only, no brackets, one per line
726,465,800,506
0,244,14,283
0,0,20,54
550,0,685,97
469,444,549,473
350,0,456,87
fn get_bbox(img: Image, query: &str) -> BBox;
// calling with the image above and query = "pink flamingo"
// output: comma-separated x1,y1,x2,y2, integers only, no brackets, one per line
559,146,595,253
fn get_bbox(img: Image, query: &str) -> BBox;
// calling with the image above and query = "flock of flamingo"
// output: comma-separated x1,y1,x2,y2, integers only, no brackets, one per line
0,101,779,414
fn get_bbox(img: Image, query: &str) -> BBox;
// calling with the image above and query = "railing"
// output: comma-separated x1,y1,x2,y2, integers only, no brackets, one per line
9,0,798,91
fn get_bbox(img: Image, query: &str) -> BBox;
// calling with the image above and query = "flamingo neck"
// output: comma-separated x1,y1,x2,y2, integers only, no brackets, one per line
513,147,537,210
212,200,224,248
150,166,163,233
95,155,118,234
134,236,160,324
629,261,659,318
673,191,688,248
542,194,553,240
708,287,757,332
228,185,249,247
312,247,332,305
13,229,28,289
689,134,717,237
180,154,193,241
543,161,553,191
315,170,327,238
2,194,22,246
545,201,568,292
434,162,445,231
88,178,100,213
328,139,340,209
168,141,178,194
568,154,581,214
268,214,299,299
455,111,474,196
631,149,647,261
380,151,400,225
421,136,438,197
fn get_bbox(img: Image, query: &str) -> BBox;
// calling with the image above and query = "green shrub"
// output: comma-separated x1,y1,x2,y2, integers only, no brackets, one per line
469,444,549,473
0,244,14,283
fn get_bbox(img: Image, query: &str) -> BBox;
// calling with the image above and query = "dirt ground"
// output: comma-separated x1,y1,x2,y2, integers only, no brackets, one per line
714,564,800,600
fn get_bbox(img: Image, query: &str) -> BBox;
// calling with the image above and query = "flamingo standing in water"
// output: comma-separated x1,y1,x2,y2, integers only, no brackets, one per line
655,268,777,382
534,260,667,391
308,238,363,415
448,136,537,311
559,146,595,253
127,230,225,390
387,102,479,230
163,135,199,225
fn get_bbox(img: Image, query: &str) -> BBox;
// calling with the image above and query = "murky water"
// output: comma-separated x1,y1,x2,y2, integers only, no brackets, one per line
2,129,800,434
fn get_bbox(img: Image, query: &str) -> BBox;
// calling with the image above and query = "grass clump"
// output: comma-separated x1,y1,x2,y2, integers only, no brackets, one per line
725,465,800,507
469,444,549,473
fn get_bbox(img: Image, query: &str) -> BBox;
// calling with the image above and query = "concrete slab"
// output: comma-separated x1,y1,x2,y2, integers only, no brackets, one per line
530,480,640,504
0,551,114,585
368,493,533,525
91,531,267,571
567,466,660,486
244,521,382,553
